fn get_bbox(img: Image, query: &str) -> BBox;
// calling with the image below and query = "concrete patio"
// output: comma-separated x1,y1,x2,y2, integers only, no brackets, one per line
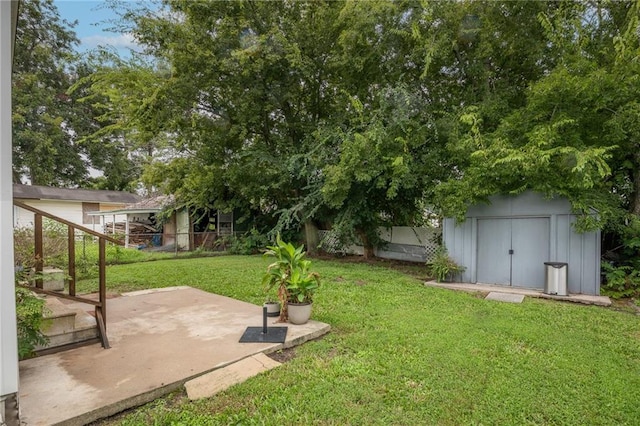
19,286,330,426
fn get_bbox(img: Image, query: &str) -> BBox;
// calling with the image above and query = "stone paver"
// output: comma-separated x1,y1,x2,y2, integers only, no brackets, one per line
424,281,611,306
185,353,281,400
485,292,525,303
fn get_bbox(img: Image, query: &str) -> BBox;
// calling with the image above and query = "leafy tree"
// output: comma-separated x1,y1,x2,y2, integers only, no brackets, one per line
321,86,444,256
72,56,176,192
88,0,640,270
12,0,85,186
66,57,140,191
434,1,640,268
13,0,141,190
100,1,351,226
92,1,453,253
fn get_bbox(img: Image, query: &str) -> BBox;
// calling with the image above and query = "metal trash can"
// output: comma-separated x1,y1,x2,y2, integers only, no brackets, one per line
544,262,568,296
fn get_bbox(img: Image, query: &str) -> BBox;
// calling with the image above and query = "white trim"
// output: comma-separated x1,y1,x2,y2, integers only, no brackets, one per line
1,0,19,398
125,215,130,248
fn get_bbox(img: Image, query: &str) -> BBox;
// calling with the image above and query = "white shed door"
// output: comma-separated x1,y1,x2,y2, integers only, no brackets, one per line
477,218,550,289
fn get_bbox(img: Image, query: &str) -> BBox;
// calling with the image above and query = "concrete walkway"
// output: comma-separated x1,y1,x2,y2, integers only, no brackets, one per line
19,287,330,426
424,281,612,306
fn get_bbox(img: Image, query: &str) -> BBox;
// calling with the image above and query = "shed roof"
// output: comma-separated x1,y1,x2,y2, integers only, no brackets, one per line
13,184,141,204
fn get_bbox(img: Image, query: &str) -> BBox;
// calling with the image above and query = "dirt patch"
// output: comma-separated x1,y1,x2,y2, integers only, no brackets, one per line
266,347,297,363
609,298,640,315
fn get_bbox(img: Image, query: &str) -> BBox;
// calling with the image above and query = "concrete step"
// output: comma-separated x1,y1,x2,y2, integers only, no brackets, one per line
42,297,76,334
37,297,99,351
36,267,66,292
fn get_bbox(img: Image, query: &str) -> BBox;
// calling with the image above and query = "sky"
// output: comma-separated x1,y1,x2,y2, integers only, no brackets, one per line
53,0,145,56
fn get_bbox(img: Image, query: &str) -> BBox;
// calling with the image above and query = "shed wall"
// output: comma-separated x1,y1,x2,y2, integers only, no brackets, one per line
443,192,601,295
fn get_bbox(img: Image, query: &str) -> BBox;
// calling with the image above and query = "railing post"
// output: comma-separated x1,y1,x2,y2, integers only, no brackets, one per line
68,225,76,296
124,218,129,248
14,200,122,351
34,213,43,289
98,237,106,325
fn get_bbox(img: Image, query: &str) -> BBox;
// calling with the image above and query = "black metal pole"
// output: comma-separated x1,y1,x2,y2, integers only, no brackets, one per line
262,306,268,334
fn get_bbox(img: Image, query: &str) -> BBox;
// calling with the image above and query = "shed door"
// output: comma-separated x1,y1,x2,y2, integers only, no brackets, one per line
477,219,511,285
476,218,550,289
511,218,549,288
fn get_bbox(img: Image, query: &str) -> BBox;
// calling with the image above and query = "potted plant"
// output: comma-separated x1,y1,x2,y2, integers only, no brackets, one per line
427,247,466,283
263,299,280,317
285,258,320,324
262,235,320,324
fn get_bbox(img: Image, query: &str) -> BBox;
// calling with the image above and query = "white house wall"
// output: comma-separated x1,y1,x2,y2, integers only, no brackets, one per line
14,200,99,228
339,226,441,262
14,199,135,230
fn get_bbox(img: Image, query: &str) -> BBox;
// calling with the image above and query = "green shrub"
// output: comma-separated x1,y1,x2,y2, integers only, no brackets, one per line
427,247,466,283
227,229,270,255
14,220,68,270
15,287,48,359
601,262,640,299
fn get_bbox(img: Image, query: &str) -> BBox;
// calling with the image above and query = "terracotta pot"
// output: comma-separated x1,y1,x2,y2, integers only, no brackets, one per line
287,302,312,324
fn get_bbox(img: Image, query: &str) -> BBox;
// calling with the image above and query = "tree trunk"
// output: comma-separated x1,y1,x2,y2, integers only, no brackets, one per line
633,151,640,216
358,230,375,259
304,220,319,255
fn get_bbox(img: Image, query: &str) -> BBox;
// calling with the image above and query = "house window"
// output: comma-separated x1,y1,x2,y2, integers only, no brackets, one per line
82,202,100,225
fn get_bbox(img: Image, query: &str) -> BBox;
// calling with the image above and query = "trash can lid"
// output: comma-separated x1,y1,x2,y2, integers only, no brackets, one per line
544,262,568,268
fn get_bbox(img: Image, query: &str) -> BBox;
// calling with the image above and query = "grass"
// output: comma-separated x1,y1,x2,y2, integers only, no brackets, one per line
90,255,640,425
36,239,220,286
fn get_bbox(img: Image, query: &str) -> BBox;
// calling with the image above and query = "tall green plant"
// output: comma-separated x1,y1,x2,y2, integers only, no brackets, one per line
287,261,320,304
262,235,320,321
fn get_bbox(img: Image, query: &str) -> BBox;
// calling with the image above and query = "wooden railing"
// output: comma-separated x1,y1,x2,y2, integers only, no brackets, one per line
13,200,124,349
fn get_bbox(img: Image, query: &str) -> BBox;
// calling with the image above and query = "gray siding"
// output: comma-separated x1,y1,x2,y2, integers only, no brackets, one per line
443,218,475,282
443,192,601,295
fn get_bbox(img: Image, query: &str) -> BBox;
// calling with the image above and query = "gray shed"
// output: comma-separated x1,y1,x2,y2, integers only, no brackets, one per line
443,191,601,295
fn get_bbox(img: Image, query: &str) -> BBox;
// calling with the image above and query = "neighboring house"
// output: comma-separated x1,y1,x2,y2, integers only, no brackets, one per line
13,184,141,230
90,195,236,250
88,195,186,249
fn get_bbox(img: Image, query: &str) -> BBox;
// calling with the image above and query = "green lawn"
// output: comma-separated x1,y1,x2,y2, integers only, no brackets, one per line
92,255,640,425
69,242,221,285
